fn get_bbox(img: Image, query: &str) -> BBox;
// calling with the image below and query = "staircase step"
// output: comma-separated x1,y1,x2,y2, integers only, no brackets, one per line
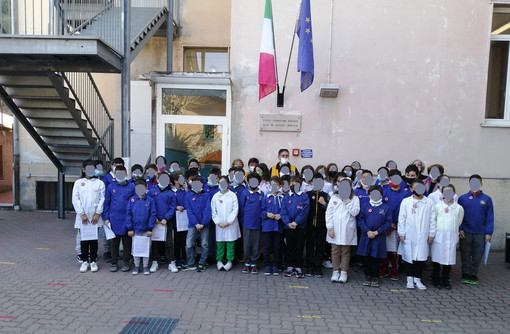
0,74,61,87
30,118,81,128
22,109,75,119
4,86,67,99
55,152,92,161
15,99,71,109
49,145,92,153
42,136,90,146
37,128,92,138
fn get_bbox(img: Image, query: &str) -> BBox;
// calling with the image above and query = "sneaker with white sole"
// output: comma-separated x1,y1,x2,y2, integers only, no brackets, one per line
217,261,224,271
77,255,83,264
79,262,89,273
339,271,348,283
224,262,232,271
90,262,99,272
323,260,333,269
132,267,139,275
150,261,159,273
331,270,340,283
414,277,427,290
168,261,179,273
406,276,415,289
143,267,150,275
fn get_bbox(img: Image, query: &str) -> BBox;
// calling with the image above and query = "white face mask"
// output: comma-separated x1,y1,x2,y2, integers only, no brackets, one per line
249,166,255,172
280,158,289,165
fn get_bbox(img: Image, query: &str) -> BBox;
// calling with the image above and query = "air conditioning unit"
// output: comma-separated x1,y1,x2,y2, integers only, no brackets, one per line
319,83,339,98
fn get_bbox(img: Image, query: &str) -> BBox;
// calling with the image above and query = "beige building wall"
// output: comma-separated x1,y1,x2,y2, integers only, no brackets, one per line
230,0,508,249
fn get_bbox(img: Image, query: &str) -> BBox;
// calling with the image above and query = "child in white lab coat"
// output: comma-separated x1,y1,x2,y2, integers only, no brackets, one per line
211,176,241,271
430,184,464,289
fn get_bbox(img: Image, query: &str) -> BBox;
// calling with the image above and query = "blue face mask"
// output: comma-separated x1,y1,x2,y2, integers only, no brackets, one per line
377,175,387,182
158,182,167,190
94,169,104,177
117,176,128,183
207,181,218,187
219,184,228,192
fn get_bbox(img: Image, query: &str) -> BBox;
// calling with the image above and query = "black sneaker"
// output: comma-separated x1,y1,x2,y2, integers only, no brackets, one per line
362,277,371,286
109,264,118,272
469,275,479,285
103,252,112,263
196,264,205,272
242,265,250,274
251,266,258,274
461,274,470,284
121,263,131,272
315,268,323,278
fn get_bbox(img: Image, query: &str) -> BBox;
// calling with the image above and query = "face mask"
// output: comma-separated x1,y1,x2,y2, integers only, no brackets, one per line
412,190,422,197
158,182,167,190
333,185,338,193
233,178,243,185
249,166,255,172
280,158,289,165
328,171,336,178
94,169,104,177
132,174,141,181
361,181,369,188
117,176,128,183
377,175,387,182
207,181,218,187
404,176,416,185
370,199,383,206
219,184,228,192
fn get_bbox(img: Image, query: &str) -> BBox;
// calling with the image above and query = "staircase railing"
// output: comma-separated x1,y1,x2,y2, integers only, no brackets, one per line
60,72,114,165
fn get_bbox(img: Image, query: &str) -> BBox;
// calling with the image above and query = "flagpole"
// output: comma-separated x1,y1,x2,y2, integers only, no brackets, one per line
281,0,302,97
270,0,279,85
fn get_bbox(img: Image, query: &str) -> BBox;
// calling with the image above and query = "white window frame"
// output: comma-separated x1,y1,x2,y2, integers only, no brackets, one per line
155,80,231,174
484,4,510,127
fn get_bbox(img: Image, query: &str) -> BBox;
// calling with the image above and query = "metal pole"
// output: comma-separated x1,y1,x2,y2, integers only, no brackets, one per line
12,118,20,211
57,171,65,219
48,0,54,35
121,0,131,158
166,0,173,72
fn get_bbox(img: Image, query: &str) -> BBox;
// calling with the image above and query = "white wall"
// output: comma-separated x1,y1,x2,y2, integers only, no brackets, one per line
130,81,152,167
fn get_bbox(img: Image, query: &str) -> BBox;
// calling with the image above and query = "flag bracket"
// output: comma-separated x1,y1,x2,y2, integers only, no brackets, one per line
277,85,285,107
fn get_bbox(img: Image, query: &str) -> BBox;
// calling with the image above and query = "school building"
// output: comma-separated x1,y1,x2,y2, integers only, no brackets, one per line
0,0,508,249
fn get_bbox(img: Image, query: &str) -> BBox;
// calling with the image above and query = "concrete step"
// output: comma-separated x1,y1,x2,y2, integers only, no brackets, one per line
54,151,92,161
4,86,67,99
42,136,90,146
15,98,71,110
49,145,92,154
22,109,75,119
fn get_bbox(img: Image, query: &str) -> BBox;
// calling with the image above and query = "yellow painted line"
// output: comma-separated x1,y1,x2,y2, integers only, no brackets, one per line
390,289,408,292
297,315,322,319
0,262,15,265
36,248,50,250
421,320,443,323
289,286,309,289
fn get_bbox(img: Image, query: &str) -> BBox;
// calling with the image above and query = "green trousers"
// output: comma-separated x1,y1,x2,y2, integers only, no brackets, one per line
217,241,235,262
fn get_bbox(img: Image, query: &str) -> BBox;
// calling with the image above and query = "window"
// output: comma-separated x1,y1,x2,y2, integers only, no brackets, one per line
184,47,229,73
485,4,510,125
0,1,12,34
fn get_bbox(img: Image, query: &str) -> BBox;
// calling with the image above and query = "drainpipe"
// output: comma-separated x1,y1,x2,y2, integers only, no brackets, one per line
167,0,174,73
12,118,20,211
121,0,131,159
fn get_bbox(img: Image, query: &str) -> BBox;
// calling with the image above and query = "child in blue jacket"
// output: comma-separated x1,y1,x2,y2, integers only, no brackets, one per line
183,175,212,272
126,179,157,275
239,172,265,274
261,176,283,275
148,172,177,273
171,171,188,269
357,186,392,287
103,166,135,273
281,176,310,278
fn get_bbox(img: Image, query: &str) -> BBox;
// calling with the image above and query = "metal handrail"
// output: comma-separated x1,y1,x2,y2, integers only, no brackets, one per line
60,72,113,165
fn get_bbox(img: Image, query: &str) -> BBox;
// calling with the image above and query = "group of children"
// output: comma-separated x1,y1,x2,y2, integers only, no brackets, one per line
71,153,494,291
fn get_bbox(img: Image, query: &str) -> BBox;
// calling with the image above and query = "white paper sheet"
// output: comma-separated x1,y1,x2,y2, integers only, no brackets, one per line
80,223,98,241
132,235,150,258
176,210,189,232
103,225,116,240
484,241,491,265
151,223,167,242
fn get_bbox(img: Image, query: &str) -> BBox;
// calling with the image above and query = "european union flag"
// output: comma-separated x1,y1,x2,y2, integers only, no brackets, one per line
297,0,314,92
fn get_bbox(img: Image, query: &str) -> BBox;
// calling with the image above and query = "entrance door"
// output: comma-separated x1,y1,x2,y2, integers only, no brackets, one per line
155,79,231,175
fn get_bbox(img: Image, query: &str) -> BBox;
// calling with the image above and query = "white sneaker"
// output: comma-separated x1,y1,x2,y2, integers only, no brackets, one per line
414,277,427,290
217,261,224,271
406,276,415,289
80,262,89,273
339,271,348,283
323,260,333,269
331,270,340,283
90,262,98,272
168,261,179,273
224,262,232,271
150,261,159,273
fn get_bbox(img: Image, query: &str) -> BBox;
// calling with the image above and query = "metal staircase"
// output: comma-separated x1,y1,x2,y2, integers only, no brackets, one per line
0,0,175,174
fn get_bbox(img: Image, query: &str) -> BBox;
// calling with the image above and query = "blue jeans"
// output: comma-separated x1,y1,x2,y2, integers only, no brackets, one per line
186,227,209,266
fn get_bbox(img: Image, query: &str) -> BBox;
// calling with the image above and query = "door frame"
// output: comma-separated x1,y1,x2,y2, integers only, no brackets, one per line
154,76,231,174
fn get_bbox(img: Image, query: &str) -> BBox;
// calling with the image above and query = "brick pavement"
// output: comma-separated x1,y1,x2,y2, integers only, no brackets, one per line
0,210,509,334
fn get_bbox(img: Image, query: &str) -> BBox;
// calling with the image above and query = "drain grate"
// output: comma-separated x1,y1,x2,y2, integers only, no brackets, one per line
120,317,179,334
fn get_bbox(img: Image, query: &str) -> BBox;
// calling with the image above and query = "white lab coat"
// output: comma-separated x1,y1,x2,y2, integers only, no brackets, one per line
72,177,105,228
323,181,334,196
397,196,436,262
430,201,464,265
428,189,458,206
211,190,241,242
301,181,313,193
259,181,271,197
325,195,360,245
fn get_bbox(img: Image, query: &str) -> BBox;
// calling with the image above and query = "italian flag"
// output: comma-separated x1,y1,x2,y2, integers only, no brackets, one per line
258,0,277,101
